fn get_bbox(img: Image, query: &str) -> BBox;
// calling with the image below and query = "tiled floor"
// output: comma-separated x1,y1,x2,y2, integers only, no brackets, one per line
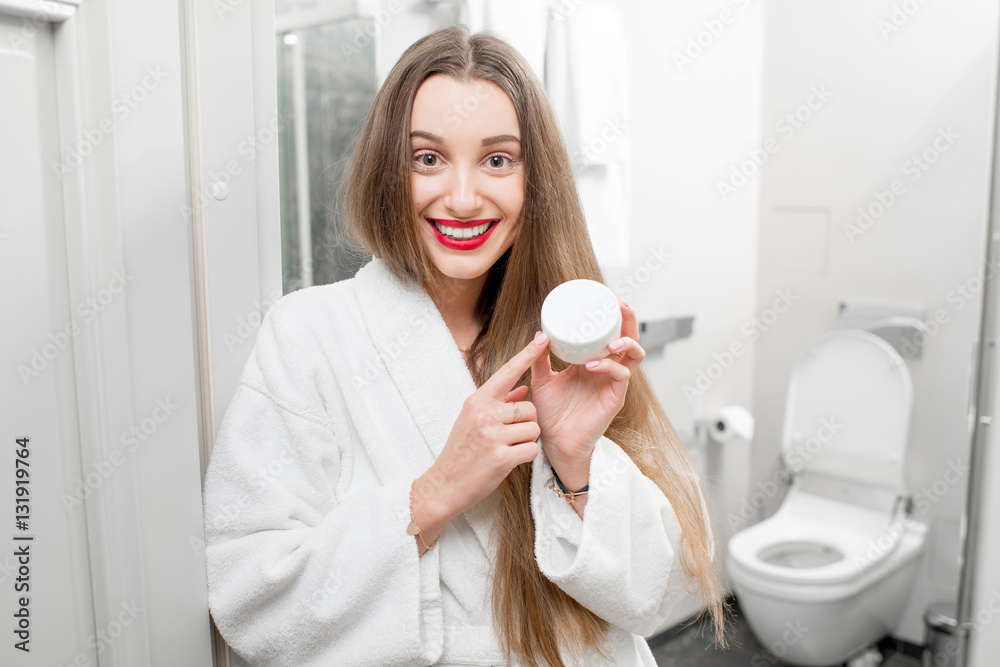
647,599,922,667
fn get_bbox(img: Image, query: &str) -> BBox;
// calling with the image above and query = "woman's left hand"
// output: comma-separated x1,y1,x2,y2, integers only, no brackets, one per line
528,298,645,476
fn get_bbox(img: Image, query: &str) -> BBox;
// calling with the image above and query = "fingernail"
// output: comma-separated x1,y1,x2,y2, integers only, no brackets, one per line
534,331,547,345
609,339,623,351
586,360,600,369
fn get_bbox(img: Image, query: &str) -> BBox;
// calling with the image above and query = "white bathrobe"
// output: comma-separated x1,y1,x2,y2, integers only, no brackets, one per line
203,257,694,666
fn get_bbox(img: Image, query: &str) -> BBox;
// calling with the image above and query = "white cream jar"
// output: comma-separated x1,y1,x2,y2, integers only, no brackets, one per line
540,279,622,365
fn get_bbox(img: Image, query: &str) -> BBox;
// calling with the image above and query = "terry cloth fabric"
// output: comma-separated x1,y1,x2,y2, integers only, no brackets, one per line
202,256,696,666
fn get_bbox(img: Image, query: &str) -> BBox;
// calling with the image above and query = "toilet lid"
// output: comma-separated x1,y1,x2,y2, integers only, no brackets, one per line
782,329,912,492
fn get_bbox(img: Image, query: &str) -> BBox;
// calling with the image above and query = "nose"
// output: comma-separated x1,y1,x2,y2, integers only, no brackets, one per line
444,163,481,217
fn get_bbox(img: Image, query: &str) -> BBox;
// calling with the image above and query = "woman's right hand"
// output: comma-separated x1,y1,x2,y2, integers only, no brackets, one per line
417,332,551,522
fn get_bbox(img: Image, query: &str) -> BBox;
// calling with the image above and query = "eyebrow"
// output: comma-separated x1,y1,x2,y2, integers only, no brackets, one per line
410,130,520,147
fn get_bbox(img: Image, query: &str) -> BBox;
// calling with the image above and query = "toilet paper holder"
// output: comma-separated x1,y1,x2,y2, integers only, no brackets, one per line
693,405,755,445
638,315,693,357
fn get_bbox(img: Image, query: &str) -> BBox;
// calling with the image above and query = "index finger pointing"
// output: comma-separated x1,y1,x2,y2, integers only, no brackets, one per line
619,299,640,342
482,331,549,398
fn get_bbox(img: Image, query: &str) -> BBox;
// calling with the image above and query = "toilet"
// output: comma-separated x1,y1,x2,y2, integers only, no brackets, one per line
726,328,928,666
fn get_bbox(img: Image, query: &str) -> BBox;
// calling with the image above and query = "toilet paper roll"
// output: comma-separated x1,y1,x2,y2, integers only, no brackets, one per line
704,405,754,444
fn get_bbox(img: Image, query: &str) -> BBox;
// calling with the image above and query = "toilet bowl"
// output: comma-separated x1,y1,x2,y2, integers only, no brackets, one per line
726,329,927,666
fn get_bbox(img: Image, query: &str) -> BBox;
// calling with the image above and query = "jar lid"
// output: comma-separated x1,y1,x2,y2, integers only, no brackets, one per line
541,279,622,365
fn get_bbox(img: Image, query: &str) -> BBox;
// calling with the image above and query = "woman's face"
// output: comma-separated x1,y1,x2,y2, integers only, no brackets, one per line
409,75,525,286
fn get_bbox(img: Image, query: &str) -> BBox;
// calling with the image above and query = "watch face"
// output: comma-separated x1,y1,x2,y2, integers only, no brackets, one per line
406,520,421,536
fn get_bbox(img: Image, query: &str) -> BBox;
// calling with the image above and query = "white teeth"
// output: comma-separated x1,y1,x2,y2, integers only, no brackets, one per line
434,221,493,239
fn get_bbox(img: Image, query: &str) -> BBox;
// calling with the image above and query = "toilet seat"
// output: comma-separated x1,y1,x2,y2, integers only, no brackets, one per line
727,508,927,605
728,486,907,587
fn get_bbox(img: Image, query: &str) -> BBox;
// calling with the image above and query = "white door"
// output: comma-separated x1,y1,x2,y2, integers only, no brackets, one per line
1,11,98,665
0,0,280,663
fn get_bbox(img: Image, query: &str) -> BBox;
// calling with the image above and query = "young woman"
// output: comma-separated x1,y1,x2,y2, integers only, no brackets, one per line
203,24,725,667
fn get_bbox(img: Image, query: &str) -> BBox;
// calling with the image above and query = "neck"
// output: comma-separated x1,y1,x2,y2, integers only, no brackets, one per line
428,270,488,347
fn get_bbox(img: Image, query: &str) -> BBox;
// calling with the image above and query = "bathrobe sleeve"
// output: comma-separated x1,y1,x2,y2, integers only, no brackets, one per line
202,295,442,667
530,435,701,638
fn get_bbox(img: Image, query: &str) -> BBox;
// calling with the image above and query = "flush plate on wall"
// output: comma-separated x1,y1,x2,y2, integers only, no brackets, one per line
838,300,928,359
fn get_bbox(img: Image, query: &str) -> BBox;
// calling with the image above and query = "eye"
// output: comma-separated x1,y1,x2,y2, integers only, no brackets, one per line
486,153,514,169
413,151,438,168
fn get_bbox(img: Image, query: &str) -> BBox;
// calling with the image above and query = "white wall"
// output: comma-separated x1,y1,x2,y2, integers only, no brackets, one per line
754,0,999,643
611,0,763,624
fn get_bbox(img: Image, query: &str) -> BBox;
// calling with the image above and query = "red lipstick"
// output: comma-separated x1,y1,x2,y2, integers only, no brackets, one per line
427,218,499,250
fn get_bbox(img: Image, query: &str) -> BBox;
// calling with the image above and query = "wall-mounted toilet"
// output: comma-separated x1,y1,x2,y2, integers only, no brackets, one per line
727,329,928,666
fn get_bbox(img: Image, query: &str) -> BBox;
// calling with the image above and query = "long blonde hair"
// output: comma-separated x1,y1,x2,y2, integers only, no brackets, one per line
341,24,727,666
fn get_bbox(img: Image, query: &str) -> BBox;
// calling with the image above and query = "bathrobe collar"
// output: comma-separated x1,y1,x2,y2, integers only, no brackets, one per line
352,257,500,553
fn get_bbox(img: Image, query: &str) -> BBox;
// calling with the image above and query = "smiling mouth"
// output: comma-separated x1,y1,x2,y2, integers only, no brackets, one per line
428,218,498,240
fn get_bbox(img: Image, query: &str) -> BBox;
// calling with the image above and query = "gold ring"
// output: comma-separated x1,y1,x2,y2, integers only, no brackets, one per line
513,403,521,423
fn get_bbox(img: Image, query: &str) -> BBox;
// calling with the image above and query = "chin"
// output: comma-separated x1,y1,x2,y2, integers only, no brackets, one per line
432,260,493,282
